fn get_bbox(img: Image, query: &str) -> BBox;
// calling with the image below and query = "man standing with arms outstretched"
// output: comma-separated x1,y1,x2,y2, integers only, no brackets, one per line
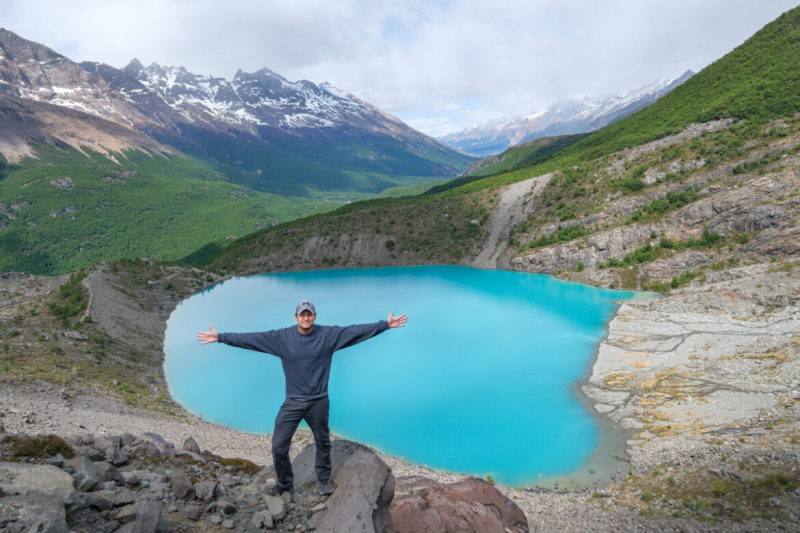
197,301,408,497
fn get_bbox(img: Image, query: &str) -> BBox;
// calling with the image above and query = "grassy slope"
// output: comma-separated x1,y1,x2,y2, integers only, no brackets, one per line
1,123,472,275
0,144,328,274
151,126,474,197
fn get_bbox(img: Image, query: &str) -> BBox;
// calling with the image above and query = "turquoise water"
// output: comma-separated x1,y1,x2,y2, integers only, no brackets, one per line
163,266,633,486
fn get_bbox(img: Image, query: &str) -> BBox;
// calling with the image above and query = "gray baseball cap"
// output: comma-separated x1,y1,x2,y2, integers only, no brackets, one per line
295,300,316,315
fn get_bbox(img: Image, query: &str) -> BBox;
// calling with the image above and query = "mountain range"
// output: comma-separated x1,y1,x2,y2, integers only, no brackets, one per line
439,71,694,157
0,28,470,184
0,28,474,274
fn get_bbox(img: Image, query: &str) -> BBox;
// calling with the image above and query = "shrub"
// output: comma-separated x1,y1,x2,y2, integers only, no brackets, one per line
6,434,73,459
660,237,676,250
218,457,260,476
47,271,89,328
621,177,644,193
576,261,584,272
713,480,728,497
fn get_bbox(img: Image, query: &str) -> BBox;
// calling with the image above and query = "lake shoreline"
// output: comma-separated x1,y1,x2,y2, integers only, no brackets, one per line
2,258,799,531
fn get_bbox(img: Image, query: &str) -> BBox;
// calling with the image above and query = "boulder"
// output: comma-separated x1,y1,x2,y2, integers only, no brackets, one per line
0,491,69,533
84,491,114,511
171,471,195,501
115,504,138,523
292,440,394,533
388,476,529,533
108,445,130,466
140,432,172,451
172,448,206,463
95,460,124,484
73,445,104,461
261,494,287,521
120,432,136,446
178,505,200,521
0,462,76,503
183,437,201,454
67,456,101,491
131,500,161,533
251,510,274,529
194,480,218,501
115,488,137,506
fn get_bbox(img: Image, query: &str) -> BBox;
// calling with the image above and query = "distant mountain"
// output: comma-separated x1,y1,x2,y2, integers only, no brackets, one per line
439,71,694,157
0,28,474,275
0,28,471,183
80,58,428,141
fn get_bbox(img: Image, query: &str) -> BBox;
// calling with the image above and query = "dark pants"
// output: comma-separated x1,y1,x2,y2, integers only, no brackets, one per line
272,396,331,490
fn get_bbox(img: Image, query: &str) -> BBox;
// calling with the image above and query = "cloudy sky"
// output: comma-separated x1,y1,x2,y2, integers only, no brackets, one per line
2,0,798,137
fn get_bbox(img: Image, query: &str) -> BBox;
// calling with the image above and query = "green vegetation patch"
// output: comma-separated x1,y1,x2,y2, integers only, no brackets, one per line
218,457,261,476
47,271,89,328
5,434,74,459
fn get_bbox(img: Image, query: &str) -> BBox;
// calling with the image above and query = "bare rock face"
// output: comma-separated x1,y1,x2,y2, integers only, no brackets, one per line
640,251,711,279
388,476,529,533
0,463,76,503
292,440,395,533
1,492,70,533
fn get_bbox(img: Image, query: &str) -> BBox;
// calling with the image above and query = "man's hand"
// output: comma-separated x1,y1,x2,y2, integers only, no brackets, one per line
197,325,219,345
387,311,408,329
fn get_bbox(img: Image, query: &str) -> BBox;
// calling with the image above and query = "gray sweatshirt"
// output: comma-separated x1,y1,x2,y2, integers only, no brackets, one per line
218,321,389,400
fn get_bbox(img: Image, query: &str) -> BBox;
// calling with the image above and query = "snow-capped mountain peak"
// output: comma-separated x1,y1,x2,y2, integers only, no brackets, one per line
440,71,694,157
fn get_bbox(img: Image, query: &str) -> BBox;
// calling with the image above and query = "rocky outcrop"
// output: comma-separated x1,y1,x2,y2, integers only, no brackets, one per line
389,476,529,533
292,440,395,533
508,225,656,273
0,425,528,533
509,171,800,276
640,251,711,279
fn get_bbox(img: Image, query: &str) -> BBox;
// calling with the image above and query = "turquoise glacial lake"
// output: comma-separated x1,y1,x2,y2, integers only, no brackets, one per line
164,266,633,486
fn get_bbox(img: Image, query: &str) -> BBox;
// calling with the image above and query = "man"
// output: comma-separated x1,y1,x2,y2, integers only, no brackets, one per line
197,300,407,497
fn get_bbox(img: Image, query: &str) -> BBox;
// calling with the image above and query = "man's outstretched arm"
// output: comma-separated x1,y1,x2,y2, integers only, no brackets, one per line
197,325,283,355
331,310,408,351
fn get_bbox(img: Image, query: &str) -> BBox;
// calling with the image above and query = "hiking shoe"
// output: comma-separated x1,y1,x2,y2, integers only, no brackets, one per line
265,484,291,497
319,479,334,495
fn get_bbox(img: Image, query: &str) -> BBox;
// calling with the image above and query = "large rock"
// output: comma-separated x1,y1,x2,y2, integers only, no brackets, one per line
388,476,529,533
131,433,173,459
95,460,124,484
131,500,161,533
292,440,395,533
67,456,101,491
171,471,195,501
194,480,218,501
183,437,201,454
0,462,76,503
0,492,69,533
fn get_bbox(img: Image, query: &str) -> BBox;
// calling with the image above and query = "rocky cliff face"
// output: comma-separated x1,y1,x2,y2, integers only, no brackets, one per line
0,29,161,131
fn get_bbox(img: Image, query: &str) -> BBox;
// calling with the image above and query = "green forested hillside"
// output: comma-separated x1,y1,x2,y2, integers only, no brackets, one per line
204,7,800,276
0,130,469,275
0,144,333,274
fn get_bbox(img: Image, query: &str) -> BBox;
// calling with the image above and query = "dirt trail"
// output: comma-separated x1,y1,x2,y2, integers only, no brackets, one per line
470,174,550,269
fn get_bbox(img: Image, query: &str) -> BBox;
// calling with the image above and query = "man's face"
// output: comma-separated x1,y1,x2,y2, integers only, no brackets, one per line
295,310,316,332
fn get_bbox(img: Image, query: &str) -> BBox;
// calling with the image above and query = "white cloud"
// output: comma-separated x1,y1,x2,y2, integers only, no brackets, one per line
2,0,797,136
